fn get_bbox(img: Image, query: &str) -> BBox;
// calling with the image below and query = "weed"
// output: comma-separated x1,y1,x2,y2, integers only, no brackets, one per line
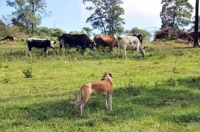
22,67,33,78
3,74,11,84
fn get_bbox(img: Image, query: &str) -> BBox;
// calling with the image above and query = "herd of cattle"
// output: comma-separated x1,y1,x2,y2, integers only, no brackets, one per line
26,33,145,58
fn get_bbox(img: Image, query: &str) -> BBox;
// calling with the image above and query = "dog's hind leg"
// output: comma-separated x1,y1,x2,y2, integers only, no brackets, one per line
79,86,91,114
80,103,86,114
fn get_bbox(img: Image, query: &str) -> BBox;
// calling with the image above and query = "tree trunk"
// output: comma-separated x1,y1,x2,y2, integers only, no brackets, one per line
194,0,199,47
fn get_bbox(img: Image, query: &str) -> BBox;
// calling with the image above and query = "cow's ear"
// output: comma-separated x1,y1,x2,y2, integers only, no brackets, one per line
109,73,112,77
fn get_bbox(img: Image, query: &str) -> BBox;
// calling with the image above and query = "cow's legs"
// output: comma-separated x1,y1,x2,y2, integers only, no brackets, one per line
123,47,128,58
26,48,32,56
44,48,48,57
96,44,100,50
132,50,135,58
65,44,70,52
118,47,121,56
109,46,113,53
60,43,62,49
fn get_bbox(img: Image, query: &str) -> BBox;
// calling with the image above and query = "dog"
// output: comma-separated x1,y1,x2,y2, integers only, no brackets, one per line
70,72,113,114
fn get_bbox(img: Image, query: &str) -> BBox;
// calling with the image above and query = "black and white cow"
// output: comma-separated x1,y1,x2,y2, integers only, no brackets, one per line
57,33,95,51
26,38,56,57
133,33,143,45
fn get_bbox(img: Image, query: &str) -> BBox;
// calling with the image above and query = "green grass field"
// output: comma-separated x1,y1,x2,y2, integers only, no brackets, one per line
0,41,200,131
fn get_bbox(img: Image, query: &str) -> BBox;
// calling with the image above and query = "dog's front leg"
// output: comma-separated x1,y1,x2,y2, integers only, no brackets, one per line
104,95,108,109
108,95,112,111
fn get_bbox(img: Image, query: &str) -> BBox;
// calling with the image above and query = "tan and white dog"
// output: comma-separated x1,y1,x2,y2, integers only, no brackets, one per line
70,72,113,114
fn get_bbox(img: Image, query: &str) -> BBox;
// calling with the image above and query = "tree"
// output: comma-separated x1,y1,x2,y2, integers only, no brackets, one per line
6,0,51,36
0,19,6,29
188,16,200,32
83,0,125,35
160,0,193,29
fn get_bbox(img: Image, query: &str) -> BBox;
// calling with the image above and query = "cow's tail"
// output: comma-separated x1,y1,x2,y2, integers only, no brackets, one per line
25,38,28,56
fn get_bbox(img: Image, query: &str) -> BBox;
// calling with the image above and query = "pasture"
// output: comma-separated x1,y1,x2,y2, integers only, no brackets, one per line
0,41,200,131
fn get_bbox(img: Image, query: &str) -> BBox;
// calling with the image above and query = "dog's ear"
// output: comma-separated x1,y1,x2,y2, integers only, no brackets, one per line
109,73,112,77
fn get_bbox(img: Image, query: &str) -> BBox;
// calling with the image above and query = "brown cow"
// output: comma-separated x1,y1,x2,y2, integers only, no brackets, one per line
187,32,200,43
94,35,118,52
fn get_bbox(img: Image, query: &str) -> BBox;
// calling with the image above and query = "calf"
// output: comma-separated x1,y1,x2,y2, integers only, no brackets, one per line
94,35,118,52
187,32,200,43
117,35,145,58
70,72,113,114
26,38,55,57
133,33,143,45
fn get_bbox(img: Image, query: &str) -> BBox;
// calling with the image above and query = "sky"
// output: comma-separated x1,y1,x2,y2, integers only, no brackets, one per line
0,0,197,35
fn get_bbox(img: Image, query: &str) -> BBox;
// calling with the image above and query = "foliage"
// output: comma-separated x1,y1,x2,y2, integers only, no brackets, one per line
1,14,13,26
160,0,194,29
83,0,125,35
6,0,51,36
0,19,6,29
34,27,64,38
81,27,93,38
0,26,23,38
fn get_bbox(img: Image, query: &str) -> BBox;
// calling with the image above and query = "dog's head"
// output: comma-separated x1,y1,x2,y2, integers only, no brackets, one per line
101,72,112,80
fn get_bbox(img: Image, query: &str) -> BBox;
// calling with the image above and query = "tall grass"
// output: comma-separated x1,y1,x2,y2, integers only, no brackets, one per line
0,41,200,131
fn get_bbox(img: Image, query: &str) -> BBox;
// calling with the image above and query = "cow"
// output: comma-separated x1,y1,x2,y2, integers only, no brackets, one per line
94,35,118,52
1,34,17,41
26,38,56,57
133,33,143,45
117,35,146,58
57,33,95,52
187,32,200,47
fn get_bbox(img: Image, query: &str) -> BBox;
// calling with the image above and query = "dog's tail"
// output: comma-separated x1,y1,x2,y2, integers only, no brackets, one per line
70,90,82,105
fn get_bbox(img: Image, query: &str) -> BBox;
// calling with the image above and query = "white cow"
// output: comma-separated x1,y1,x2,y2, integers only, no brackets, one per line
117,35,146,58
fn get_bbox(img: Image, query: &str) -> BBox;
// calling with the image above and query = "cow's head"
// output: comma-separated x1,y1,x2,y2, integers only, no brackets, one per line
88,42,96,50
114,40,118,47
49,40,56,48
140,46,147,57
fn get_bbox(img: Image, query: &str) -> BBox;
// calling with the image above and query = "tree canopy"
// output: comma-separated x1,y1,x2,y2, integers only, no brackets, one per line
6,0,51,36
83,0,125,35
160,0,194,29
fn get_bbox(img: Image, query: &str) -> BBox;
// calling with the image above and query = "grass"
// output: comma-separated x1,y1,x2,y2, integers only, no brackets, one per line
0,40,200,131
